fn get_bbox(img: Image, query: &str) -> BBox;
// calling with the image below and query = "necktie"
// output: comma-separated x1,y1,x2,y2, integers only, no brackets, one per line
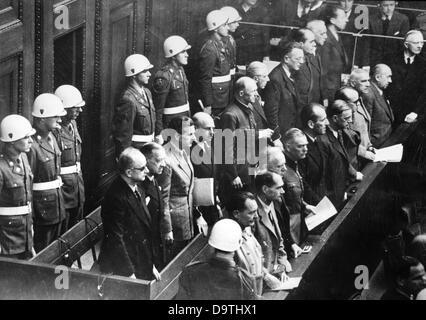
338,130,345,148
406,57,412,65
383,17,390,35
134,189,142,203
268,209,281,238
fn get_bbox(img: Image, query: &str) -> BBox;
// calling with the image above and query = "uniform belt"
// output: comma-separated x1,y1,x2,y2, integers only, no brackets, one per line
212,74,231,84
163,103,190,115
0,203,32,216
230,68,236,76
60,162,81,175
33,178,63,192
132,133,154,143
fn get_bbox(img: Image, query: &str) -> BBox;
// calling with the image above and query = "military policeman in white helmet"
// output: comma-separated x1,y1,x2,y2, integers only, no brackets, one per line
28,93,67,252
112,54,161,158
53,85,86,229
0,115,36,260
152,35,192,132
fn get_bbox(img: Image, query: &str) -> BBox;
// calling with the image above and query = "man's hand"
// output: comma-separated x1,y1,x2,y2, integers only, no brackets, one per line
270,38,281,46
232,177,244,189
264,273,282,289
291,244,303,259
152,266,162,281
259,129,274,139
364,150,376,161
204,106,212,116
130,274,137,280
305,205,317,216
155,135,164,146
356,171,364,181
405,112,418,123
164,232,174,246
196,216,208,237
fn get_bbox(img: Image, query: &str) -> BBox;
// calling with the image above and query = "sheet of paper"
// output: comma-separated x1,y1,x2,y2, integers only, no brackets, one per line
305,197,338,231
264,60,281,74
373,144,404,163
270,277,302,291
193,178,215,207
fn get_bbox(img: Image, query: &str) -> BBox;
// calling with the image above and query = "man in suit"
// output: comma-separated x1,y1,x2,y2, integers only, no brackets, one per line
365,1,410,67
264,42,304,139
321,5,350,104
140,143,168,271
267,146,287,177
299,103,331,205
192,112,220,227
388,30,426,124
112,54,160,158
158,116,196,262
291,28,325,108
321,99,363,208
219,77,263,204
363,64,395,148
98,147,161,281
306,19,328,48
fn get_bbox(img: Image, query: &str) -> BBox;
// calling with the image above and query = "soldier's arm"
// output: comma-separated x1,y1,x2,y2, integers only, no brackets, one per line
27,146,37,174
199,43,217,108
112,97,136,157
152,71,171,133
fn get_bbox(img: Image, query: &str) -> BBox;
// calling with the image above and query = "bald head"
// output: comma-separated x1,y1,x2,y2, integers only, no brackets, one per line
372,64,393,90
235,77,259,105
267,147,287,176
306,20,327,46
247,61,270,89
193,112,215,142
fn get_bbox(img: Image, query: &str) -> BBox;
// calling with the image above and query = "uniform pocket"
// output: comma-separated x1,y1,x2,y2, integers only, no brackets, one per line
0,216,27,254
33,192,59,224
4,180,26,203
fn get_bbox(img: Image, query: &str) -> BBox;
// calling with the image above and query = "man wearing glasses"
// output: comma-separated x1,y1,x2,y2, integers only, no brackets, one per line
98,147,161,281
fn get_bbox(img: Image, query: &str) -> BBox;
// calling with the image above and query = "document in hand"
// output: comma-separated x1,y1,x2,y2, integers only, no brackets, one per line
193,178,215,207
373,144,404,163
305,197,338,231
270,277,302,291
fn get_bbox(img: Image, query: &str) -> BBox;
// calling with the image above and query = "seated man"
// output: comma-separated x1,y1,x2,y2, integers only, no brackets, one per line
176,219,257,300
267,146,287,177
98,148,161,281
381,256,426,300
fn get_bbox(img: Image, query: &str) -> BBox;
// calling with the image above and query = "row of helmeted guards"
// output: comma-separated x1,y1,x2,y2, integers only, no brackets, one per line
0,86,85,258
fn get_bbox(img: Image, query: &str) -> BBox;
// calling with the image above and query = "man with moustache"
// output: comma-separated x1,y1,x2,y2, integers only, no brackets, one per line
140,143,167,271
54,85,86,229
264,42,305,139
0,115,36,260
28,94,67,252
98,148,161,281
363,64,395,148
153,36,192,132
112,54,160,158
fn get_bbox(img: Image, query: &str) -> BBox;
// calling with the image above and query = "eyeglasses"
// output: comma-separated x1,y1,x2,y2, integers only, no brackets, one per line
131,166,147,172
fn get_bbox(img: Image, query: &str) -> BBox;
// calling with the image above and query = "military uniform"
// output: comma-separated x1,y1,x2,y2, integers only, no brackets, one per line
0,152,33,259
28,133,66,252
53,120,85,229
176,256,258,300
152,61,190,132
199,34,232,117
112,83,157,157
224,34,237,98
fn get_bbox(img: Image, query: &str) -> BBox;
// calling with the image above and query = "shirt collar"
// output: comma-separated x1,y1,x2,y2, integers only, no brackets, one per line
258,197,274,214
282,64,292,80
372,82,383,96
404,51,416,64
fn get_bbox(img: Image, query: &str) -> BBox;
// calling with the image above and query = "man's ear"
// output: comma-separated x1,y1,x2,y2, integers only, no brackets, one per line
125,168,132,178
332,115,339,123
232,210,240,220
307,120,315,129
262,185,268,195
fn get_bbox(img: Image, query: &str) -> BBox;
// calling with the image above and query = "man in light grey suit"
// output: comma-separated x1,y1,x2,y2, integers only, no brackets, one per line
158,116,196,262
362,64,395,148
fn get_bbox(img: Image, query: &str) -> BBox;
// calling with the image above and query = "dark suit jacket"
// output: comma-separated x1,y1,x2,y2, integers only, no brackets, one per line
362,83,394,148
294,53,324,108
387,50,426,124
365,10,410,67
264,64,302,138
319,127,357,208
98,176,155,280
320,28,349,103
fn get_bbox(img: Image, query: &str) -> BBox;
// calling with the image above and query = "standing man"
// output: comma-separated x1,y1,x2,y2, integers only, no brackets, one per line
112,54,160,158
54,85,85,229
0,115,36,260
29,93,67,252
321,5,350,103
306,19,328,49
199,10,232,117
264,42,305,139
282,129,316,246
221,6,241,82
363,64,395,148
140,143,168,272
153,36,192,132
98,148,161,281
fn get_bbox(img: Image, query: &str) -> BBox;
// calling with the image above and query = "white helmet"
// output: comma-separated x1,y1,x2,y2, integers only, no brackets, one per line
32,93,67,118
124,54,154,77
221,6,242,24
164,36,192,59
55,85,86,109
0,115,36,143
206,10,229,31
208,219,242,252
